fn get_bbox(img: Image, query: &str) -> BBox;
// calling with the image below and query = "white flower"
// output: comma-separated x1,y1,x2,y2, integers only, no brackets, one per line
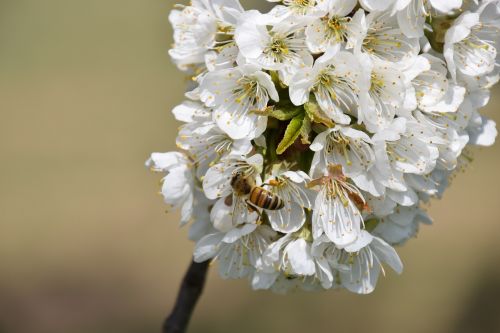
253,227,335,290
267,0,322,18
235,10,312,84
339,230,403,294
169,0,243,70
352,116,441,201
348,10,420,66
146,152,194,225
310,125,375,180
150,0,500,294
405,168,450,199
372,205,432,245
264,232,316,277
189,189,217,241
412,109,469,170
305,0,358,53
364,193,398,216
421,0,462,13
359,0,397,12
172,100,211,123
200,64,279,139
352,137,408,199
467,108,498,147
203,154,262,198
358,54,408,132
354,118,408,197
310,164,367,246
405,54,465,114
176,111,253,178
395,0,463,38
444,2,500,81
394,0,429,38
289,46,366,124
383,117,440,175
253,269,326,293
359,0,462,37
458,65,500,92
205,44,240,72
203,154,263,229
194,223,276,279
264,167,314,233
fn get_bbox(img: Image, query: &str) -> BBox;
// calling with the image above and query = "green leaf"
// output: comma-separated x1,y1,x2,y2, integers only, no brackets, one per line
304,101,335,128
254,105,303,121
276,113,305,155
300,115,312,144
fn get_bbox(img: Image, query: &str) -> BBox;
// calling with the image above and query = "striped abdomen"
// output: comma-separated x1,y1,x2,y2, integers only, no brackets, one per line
249,187,284,210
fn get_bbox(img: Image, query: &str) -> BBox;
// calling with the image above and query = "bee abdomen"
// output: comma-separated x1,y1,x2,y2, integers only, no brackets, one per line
249,187,284,210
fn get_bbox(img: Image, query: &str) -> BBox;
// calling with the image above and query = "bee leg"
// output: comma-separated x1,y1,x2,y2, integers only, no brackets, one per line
260,179,280,188
245,200,262,217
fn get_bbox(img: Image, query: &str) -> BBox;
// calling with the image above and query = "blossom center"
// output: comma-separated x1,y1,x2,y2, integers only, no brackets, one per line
314,67,359,106
325,132,352,165
370,73,385,94
233,77,259,104
270,37,290,57
285,0,314,14
323,16,350,42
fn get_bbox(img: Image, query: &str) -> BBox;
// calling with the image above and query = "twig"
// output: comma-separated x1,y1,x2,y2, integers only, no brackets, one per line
162,259,210,333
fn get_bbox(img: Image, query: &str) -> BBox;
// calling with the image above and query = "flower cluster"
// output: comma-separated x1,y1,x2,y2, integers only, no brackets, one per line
148,0,499,294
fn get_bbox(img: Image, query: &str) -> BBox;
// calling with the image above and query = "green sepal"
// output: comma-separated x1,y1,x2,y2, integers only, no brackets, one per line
293,224,313,242
276,113,305,155
270,70,288,89
304,101,335,128
364,218,380,233
264,105,303,121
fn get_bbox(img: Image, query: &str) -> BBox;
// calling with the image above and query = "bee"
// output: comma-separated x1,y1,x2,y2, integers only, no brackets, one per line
230,171,284,211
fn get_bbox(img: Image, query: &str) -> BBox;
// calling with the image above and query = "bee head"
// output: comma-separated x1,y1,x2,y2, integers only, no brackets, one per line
230,171,254,196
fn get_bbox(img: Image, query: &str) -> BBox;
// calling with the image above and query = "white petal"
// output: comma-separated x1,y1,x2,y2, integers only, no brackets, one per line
234,11,269,59
315,257,334,289
210,198,235,232
371,237,403,274
309,130,330,151
161,168,192,205
146,152,189,172
359,0,395,11
203,164,231,199
469,116,497,146
252,270,279,290
344,230,374,252
223,223,258,243
214,108,262,140
289,69,314,105
286,239,316,276
172,101,210,122
193,232,224,263
429,0,462,13
421,85,466,113
267,201,306,233
254,71,280,102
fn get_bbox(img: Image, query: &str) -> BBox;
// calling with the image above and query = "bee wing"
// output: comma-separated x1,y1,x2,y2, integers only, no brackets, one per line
231,195,259,226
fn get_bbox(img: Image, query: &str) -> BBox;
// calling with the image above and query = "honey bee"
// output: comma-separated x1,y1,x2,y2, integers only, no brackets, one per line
230,172,284,210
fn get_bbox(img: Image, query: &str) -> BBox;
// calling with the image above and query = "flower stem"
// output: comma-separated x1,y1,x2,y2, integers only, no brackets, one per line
162,259,210,333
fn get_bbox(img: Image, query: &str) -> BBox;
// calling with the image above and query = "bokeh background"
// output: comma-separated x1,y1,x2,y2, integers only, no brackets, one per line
1,1,500,332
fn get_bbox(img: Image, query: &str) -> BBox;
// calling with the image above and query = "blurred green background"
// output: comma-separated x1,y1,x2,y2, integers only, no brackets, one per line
1,1,500,332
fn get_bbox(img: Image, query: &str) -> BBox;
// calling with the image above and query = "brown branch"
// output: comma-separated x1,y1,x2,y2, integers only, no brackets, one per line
162,259,210,333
